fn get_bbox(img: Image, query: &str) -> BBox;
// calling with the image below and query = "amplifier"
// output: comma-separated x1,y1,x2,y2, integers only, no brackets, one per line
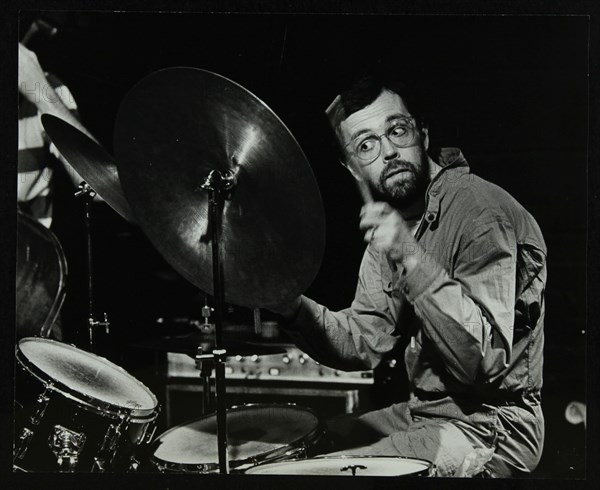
167,344,374,384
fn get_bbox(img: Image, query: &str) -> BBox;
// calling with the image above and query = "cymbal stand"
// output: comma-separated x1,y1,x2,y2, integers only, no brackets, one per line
195,300,216,414
74,182,110,353
195,346,215,415
200,169,237,475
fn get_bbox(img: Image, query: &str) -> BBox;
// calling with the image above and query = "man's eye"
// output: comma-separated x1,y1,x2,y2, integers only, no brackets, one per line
357,138,377,153
389,125,408,137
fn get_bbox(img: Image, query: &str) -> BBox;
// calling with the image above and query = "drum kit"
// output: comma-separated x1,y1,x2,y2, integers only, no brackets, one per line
14,67,434,477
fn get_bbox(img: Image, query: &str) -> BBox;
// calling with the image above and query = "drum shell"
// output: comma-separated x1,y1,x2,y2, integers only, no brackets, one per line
14,345,158,472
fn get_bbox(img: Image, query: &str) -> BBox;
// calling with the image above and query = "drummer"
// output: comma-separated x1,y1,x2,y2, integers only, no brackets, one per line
268,75,546,477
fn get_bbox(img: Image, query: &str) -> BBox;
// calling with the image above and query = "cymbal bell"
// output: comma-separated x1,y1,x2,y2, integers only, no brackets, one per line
114,68,325,308
41,114,136,223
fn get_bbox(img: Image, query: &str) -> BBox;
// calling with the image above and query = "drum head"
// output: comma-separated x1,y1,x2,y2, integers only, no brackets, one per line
18,338,157,417
246,456,432,476
153,404,320,468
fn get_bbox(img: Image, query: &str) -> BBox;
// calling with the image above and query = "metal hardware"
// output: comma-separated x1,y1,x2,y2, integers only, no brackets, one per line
89,312,111,335
100,413,127,453
49,425,86,471
144,424,157,444
30,383,53,425
92,457,106,472
128,455,141,472
14,427,34,461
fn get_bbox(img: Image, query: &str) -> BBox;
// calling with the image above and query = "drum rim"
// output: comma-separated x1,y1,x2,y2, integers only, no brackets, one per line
245,454,434,476
16,337,159,419
150,402,324,472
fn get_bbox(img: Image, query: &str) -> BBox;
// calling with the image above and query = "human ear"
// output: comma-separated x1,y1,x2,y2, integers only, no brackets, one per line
421,127,430,151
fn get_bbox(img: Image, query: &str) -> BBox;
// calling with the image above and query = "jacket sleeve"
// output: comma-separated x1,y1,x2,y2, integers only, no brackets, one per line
283,244,400,371
404,213,518,385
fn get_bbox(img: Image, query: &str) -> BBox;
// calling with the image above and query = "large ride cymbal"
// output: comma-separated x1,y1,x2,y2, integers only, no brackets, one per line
114,68,325,308
41,114,136,222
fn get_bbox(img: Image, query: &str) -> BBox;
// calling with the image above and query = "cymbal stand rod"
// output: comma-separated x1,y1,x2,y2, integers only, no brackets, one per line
75,182,103,352
201,169,236,475
195,348,215,414
201,361,213,413
75,183,110,352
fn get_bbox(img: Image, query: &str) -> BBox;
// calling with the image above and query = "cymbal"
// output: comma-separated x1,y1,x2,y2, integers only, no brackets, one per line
131,332,287,357
41,114,136,222
113,68,325,308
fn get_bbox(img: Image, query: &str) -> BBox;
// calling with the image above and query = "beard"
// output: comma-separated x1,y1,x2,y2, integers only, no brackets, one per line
373,153,430,209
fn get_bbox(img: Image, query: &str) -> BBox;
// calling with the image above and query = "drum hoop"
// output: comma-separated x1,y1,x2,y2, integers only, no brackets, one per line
151,402,324,472
247,455,434,477
16,338,159,419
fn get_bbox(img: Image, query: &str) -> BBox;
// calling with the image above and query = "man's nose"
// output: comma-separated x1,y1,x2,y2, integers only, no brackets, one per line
381,136,398,163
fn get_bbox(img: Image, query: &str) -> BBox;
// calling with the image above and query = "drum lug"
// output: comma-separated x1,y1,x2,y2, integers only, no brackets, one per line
14,427,34,461
143,424,157,444
30,382,53,426
49,425,86,471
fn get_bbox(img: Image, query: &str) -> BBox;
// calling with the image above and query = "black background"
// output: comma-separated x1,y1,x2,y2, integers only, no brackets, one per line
10,10,590,481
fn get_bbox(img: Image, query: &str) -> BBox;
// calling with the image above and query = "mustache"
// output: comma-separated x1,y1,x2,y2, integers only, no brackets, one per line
381,160,416,178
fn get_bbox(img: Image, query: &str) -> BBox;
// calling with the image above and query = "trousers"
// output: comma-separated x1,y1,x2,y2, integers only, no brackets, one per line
320,401,536,477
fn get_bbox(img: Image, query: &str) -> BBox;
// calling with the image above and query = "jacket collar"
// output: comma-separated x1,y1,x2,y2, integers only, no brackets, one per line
422,148,470,226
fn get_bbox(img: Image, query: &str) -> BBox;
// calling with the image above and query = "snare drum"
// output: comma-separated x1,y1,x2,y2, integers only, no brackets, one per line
245,455,434,476
150,403,323,473
14,338,159,472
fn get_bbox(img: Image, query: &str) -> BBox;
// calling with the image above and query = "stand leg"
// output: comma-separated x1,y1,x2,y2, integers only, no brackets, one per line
213,350,229,474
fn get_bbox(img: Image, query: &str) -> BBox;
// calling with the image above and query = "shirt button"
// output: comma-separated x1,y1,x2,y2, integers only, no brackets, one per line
426,212,435,222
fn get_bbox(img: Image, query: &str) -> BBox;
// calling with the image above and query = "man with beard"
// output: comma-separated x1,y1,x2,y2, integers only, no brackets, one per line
268,76,546,477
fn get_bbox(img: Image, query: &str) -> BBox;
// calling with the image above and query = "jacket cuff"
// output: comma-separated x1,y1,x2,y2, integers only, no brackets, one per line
279,296,313,332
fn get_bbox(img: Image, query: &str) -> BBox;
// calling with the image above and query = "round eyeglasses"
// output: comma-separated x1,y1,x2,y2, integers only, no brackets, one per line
345,116,418,165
